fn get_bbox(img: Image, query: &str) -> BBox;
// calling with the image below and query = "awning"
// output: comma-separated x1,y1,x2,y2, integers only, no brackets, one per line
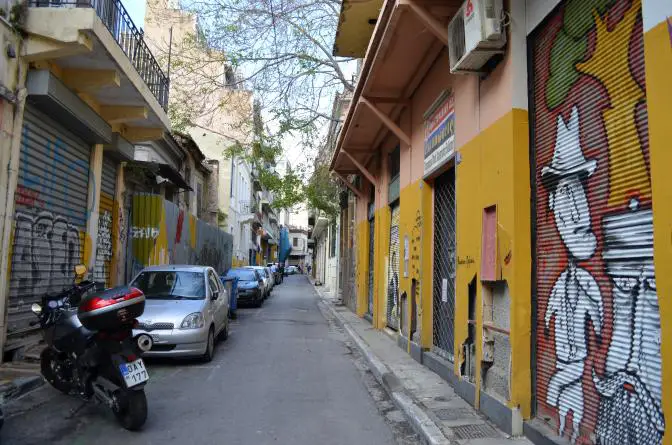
128,160,192,190
330,0,460,179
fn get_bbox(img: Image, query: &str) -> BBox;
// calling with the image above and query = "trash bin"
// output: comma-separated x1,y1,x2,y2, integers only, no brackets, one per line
220,276,239,319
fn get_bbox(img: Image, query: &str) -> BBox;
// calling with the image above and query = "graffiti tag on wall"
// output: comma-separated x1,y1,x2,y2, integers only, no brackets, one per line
129,194,233,279
10,211,82,313
94,209,112,286
533,1,663,444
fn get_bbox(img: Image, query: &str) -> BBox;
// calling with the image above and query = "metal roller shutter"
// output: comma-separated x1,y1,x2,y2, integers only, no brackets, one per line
531,1,663,443
94,155,117,288
432,168,456,360
368,216,375,316
8,106,90,339
386,204,400,329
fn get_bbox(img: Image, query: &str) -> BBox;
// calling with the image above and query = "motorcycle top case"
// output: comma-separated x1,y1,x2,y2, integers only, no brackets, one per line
78,286,145,331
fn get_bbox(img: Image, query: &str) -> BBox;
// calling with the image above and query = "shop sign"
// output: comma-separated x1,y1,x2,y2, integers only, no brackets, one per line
424,91,455,177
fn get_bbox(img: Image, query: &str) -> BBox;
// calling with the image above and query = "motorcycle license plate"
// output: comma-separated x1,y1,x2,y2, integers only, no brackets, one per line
119,359,149,388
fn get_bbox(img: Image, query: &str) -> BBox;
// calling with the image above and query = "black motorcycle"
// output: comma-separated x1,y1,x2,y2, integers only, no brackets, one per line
31,265,154,431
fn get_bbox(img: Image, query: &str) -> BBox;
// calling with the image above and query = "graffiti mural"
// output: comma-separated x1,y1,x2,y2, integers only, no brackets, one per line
9,211,83,331
129,194,233,279
532,0,663,444
93,191,114,288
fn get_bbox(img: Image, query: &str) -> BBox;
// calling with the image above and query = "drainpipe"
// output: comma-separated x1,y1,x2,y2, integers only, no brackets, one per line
0,51,28,359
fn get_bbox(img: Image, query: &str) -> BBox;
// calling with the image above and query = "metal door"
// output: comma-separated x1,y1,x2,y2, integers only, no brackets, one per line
368,216,375,316
8,106,90,340
531,1,663,443
432,169,456,359
94,155,117,288
386,204,400,329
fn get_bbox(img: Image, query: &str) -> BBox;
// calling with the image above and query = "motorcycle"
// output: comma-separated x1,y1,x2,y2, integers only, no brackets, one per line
30,265,154,431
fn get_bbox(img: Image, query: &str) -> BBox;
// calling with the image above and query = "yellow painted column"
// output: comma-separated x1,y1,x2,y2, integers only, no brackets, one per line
110,161,126,286
84,144,104,274
419,180,434,349
642,3,672,443
356,219,369,317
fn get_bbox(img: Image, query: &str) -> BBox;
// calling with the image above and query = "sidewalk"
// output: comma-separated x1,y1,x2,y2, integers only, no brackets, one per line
313,283,531,445
0,362,43,405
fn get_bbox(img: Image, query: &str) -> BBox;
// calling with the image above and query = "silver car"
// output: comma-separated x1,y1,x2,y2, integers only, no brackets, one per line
246,266,272,297
130,265,230,361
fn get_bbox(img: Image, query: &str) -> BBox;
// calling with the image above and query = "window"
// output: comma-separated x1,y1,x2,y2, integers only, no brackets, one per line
207,271,220,298
226,269,257,281
197,182,204,218
131,271,206,300
184,167,192,209
293,237,298,247
230,158,235,197
329,221,337,257
389,145,400,179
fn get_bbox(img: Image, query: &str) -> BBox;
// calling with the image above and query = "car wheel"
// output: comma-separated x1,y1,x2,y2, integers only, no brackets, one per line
202,327,215,362
255,293,263,308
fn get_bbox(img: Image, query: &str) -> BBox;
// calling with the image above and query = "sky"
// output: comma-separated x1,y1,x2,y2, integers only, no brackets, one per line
122,0,146,28
120,0,348,172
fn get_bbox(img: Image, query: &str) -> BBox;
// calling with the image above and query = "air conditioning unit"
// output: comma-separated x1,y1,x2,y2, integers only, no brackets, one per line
448,0,506,74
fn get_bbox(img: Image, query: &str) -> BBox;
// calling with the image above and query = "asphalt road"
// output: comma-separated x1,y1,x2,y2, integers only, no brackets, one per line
1,274,420,445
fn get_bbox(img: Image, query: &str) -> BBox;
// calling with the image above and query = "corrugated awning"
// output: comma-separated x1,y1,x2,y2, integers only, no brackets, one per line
128,160,193,190
330,0,460,178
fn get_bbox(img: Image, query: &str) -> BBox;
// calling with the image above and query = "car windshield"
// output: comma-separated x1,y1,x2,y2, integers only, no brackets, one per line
131,271,205,300
226,269,257,281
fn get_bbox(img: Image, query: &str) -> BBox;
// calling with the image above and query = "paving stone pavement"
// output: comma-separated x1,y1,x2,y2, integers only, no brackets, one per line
313,282,532,445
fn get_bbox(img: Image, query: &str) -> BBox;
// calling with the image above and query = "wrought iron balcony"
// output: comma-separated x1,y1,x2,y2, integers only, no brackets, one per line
29,0,169,111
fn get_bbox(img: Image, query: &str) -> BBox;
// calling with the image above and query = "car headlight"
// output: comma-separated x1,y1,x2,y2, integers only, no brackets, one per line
180,312,205,329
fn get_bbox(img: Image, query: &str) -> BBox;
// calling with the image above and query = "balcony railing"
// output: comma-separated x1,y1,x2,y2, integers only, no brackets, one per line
29,0,169,111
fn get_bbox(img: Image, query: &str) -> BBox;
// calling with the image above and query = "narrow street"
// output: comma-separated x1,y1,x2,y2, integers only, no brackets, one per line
2,275,420,445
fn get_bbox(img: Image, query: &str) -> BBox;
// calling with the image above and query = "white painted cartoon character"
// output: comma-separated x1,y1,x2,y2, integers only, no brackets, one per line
542,106,603,443
593,199,664,445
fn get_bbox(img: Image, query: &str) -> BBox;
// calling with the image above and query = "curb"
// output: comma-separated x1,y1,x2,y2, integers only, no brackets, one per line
317,295,451,445
0,375,44,404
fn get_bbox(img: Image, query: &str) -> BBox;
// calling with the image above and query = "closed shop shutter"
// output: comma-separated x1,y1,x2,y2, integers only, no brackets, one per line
530,1,663,443
94,155,117,288
8,106,90,339
432,169,456,360
386,204,400,329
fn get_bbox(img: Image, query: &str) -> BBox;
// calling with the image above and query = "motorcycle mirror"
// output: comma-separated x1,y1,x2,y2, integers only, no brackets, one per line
74,264,87,277
31,303,42,315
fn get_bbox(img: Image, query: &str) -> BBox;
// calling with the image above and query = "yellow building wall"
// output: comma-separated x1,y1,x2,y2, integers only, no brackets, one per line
644,16,672,445
397,180,434,348
454,108,531,416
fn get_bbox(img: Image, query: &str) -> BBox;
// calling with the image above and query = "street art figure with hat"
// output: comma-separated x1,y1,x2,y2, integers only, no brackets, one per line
592,199,664,444
542,105,603,443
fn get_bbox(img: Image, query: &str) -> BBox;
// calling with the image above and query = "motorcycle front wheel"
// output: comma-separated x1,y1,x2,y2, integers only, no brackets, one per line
114,389,147,431
40,348,73,395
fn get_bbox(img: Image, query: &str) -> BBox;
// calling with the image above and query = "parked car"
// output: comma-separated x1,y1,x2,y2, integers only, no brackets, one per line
224,268,263,308
246,266,272,298
265,267,275,292
266,263,282,285
131,265,229,361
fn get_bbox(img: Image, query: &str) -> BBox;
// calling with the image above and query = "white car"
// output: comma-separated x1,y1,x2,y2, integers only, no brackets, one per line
131,265,230,361
246,266,272,298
